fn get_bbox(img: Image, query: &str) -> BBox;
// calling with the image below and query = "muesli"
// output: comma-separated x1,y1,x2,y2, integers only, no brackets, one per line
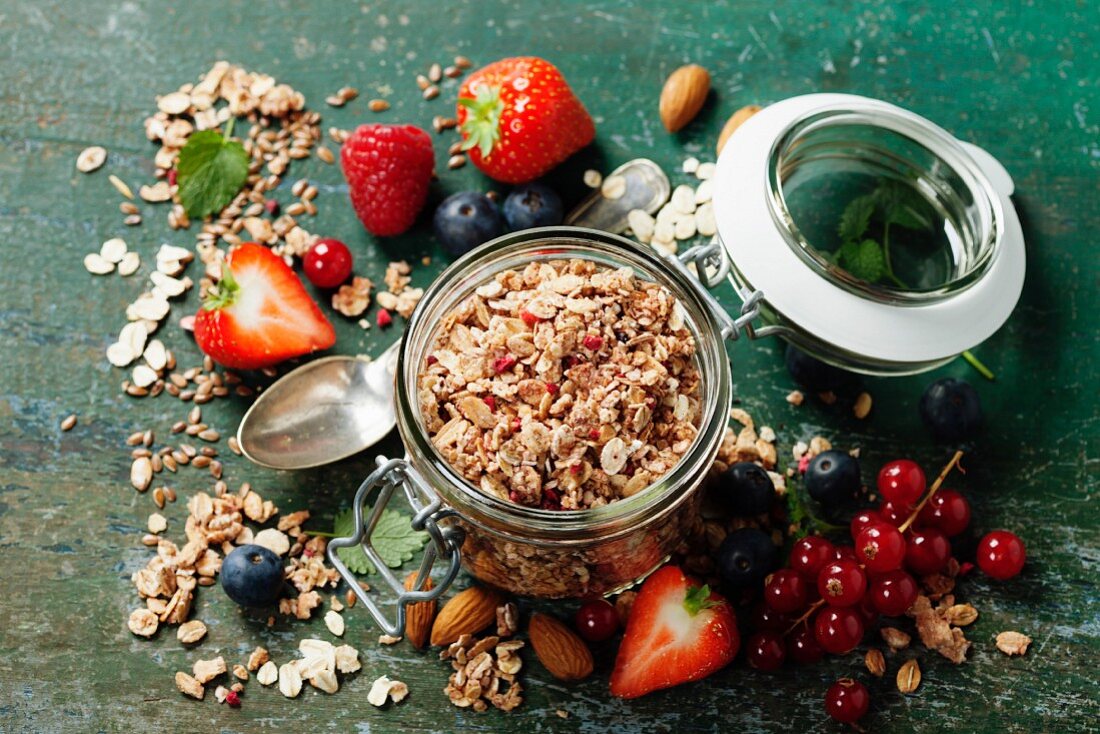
417,258,701,511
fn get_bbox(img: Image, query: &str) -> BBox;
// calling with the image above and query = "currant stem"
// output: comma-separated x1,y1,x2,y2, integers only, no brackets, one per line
898,450,964,534
785,598,826,636
961,350,996,381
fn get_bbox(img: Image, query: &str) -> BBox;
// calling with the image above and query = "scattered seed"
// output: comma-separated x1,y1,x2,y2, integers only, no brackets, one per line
583,169,602,188
853,392,873,420
164,486,176,502
422,85,440,100
454,55,472,69
141,533,160,546
148,512,168,534
108,174,134,200
444,65,462,78
601,175,626,200
60,414,77,431
447,154,466,170
428,63,443,83
316,146,335,164
228,436,242,455
131,457,153,492
198,429,220,442
369,99,390,112
123,214,143,226
865,648,886,677
76,146,107,173
896,659,921,694
416,74,430,90
153,487,166,509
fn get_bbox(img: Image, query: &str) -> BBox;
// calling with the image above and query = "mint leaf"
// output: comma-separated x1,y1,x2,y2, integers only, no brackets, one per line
176,127,249,219
331,507,429,576
837,194,875,243
839,239,886,283
873,180,933,231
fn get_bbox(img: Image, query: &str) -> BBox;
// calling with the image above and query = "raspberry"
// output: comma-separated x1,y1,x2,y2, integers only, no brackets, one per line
376,308,393,328
340,124,434,236
225,690,241,707
492,355,517,373
520,309,541,327
582,334,604,351
483,395,496,411
545,382,559,395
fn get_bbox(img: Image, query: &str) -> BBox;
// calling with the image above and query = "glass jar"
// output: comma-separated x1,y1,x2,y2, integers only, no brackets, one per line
328,228,734,636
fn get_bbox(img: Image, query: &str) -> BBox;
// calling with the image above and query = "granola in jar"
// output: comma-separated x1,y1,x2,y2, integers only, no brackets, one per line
417,258,701,511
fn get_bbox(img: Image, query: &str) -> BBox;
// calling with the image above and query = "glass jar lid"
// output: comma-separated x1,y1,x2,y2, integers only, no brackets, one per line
713,93,1025,367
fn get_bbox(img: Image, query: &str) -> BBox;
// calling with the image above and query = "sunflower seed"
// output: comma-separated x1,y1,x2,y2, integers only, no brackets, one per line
422,85,440,100
60,414,77,431
454,55,472,69
447,154,466,170
76,146,107,173
368,99,390,112
108,174,134,200
316,146,334,164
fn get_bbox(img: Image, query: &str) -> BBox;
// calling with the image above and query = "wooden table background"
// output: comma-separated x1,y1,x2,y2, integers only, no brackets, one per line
0,1,1097,732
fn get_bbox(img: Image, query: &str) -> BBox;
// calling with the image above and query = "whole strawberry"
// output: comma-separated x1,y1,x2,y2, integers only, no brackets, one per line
456,57,594,184
340,124,434,236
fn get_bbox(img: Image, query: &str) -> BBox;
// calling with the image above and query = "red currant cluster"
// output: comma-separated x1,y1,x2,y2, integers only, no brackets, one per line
744,452,1026,725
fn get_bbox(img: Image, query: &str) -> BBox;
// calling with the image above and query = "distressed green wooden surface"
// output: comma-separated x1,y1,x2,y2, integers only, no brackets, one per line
0,1,1097,732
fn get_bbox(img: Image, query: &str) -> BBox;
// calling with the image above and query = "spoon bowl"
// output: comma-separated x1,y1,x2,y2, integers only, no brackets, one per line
236,342,400,470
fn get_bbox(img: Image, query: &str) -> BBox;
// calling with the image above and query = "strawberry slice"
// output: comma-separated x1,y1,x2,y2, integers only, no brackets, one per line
610,565,739,699
193,243,336,370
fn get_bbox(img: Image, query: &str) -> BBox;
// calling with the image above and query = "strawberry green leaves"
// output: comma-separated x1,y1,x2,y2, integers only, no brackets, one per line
331,507,429,576
176,119,249,219
458,85,505,159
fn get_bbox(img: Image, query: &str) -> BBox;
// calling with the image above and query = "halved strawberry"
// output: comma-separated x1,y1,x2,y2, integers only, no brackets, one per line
609,565,739,699
193,243,336,370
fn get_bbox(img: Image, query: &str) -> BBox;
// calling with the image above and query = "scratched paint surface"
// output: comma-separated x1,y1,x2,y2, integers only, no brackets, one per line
0,0,1097,731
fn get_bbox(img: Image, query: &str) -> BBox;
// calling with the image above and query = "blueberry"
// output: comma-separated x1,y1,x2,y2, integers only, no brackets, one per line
433,192,504,257
785,344,854,393
716,462,776,516
716,528,778,591
919,377,983,442
220,544,284,608
502,183,564,230
805,450,861,510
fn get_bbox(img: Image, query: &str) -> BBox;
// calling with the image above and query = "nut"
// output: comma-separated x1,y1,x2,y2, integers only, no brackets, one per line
658,64,710,132
715,104,762,155
527,612,594,682
175,671,204,700
995,630,1031,656
177,620,207,644
865,648,886,677
430,586,502,646
403,571,437,649
896,658,921,693
881,626,912,650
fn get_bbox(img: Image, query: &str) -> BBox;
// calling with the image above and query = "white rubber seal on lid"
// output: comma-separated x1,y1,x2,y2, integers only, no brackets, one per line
713,93,1025,364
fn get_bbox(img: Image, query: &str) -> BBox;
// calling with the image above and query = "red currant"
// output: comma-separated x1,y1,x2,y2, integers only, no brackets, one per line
763,569,809,615
303,238,353,289
877,459,926,506
918,489,971,537
813,606,865,654
817,559,867,607
850,509,883,539
858,592,879,625
573,599,619,642
833,544,859,563
904,527,952,576
870,569,919,616
746,631,786,671
878,499,911,527
855,523,907,573
789,536,835,581
750,603,791,633
787,625,825,664
977,530,1026,580
825,678,870,724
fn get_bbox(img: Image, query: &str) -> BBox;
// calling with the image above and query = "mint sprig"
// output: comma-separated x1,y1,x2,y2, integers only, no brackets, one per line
176,118,249,219
331,507,429,576
833,180,934,288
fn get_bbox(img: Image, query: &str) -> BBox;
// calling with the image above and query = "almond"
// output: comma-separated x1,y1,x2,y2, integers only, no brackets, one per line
716,104,762,155
528,612,594,682
430,586,501,646
403,571,437,649
659,64,710,132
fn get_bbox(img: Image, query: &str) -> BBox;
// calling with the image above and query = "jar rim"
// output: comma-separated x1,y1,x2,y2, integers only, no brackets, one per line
767,105,1001,304
394,227,731,543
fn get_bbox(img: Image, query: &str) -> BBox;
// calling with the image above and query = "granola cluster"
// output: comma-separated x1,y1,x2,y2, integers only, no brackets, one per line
418,259,701,510
441,634,525,712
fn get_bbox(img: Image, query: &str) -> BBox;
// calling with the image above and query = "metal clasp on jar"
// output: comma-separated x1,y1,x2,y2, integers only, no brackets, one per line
669,239,789,342
327,456,465,638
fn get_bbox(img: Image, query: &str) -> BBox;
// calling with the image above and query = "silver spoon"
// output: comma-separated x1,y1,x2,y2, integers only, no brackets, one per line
236,341,401,470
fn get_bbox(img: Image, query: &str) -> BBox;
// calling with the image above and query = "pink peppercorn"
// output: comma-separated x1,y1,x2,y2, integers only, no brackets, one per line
264,199,280,216
225,690,241,707
377,309,393,328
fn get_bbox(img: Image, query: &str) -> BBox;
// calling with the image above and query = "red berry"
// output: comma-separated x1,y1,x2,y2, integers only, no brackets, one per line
878,499,911,527
587,428,601,440
763,569,809,615
813,606,865,654
870,569,919,617
789,536,835,580
167,168,178,186
817,559,867,607
746,631,786,671
546,382,559,395
833,544,859,563
877,459,926,506
303,238,353,289
224,690,241,707
787,625,825,664
569,462,583,475
857,592,879,625
750,603,791,633
582,334,604,351
825,678,870,724
977,530,1026,580
340,123,434,236
918,489,971,537
376,308,393,328
520,309,541,327
850,509,883,539
426,355,438,366
492,355,517,374
482,395,496,411
264,199,280,216
574,599,619,642
905,527,952,576
855,523,907,573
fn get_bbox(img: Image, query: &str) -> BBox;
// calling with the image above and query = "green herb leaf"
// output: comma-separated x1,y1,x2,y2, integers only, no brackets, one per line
874,180,934,231
839,239,887,283
837,194,875,243
176,127,249,219
331,507,429,576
